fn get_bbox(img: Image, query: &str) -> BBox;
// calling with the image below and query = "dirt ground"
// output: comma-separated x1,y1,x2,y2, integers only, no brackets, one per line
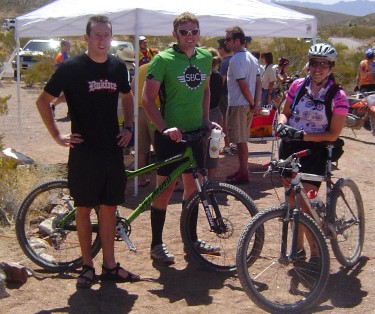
0,79,375,313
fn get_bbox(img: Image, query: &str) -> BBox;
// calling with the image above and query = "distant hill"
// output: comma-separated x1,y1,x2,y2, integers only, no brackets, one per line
0,0,54,21
281,4,375,29
345,12,375,27
280,4,355,28
274,0,375,17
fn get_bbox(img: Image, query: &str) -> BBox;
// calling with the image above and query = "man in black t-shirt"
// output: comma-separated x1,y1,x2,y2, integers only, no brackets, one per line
36,15,139,289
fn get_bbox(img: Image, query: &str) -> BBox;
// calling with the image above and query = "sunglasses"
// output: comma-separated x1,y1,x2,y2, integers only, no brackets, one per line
225,37,233,42
177,29,199,36
309,60,332,69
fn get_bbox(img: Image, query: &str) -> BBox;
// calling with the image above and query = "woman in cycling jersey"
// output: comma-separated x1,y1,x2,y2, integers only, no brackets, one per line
276,43,349,263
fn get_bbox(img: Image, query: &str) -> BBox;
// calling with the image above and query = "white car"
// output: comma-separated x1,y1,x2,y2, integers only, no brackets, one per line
110,40,134,55
2,18,15,31
12,39,60,78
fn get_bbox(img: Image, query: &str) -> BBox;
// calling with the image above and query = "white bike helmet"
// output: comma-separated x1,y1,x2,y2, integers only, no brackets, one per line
308,43,338,63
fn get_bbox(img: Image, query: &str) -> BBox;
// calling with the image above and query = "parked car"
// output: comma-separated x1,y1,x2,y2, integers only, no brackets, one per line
12,39,60,78
110,40,134,55
2,18,15,31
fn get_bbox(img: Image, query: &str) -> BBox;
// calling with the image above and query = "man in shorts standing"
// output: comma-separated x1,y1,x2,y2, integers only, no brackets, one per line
217,38,233,155
224,26,260,184
36,15,139,288
142,11,220,264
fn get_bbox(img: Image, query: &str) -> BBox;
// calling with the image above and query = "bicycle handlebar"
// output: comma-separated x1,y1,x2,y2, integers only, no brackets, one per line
182,128,210,142
162,127,210,143
263,149,311,174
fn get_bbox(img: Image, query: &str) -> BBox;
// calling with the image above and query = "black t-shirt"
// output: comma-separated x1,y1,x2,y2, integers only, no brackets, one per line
45,53,131,151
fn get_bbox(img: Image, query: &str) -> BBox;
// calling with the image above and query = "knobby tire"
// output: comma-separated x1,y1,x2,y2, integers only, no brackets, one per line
180,182,259,273
236,206,330,313
16,179,101,272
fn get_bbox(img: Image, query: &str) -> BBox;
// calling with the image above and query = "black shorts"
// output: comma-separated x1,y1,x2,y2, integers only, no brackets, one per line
68,146,126,207
154,131,205,176
278,140,327,188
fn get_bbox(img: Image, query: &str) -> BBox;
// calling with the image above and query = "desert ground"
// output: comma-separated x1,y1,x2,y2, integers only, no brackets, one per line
0,79,375,313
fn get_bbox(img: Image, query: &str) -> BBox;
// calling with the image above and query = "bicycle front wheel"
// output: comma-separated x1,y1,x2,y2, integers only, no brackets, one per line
236,206,330,313
330,178,365,267
180,182,259,273
16,179,101,272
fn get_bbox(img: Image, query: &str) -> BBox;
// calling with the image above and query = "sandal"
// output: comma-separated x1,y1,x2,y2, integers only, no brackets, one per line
101,262,140,283
76,264,96,289
225,173,249,184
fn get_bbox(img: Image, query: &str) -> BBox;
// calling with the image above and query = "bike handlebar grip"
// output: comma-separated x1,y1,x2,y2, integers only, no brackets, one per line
294,149,311,158
263,162,271,168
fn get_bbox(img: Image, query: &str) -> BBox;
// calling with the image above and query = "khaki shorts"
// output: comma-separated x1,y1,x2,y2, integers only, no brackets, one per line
227,105,253,143
138,107,155,154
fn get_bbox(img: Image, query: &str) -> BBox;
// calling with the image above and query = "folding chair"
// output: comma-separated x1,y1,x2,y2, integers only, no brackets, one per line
248,109,279,161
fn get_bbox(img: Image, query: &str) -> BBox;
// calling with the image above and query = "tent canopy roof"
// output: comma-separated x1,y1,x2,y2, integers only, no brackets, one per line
15,0,317,38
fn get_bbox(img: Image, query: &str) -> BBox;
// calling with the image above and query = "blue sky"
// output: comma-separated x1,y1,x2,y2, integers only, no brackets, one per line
276,0,373,4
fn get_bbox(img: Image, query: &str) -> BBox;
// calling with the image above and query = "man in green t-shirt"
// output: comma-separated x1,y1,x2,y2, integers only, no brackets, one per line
143,11,220,264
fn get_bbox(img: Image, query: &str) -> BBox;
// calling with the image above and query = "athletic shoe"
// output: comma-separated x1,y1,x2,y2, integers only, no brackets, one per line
194,239,220,255
150,243,175,264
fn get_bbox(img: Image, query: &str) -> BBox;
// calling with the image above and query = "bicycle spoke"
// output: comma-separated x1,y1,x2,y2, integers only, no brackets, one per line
236,207,330,313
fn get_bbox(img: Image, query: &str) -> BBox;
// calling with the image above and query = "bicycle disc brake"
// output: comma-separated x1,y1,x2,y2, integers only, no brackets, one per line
214,217,234,239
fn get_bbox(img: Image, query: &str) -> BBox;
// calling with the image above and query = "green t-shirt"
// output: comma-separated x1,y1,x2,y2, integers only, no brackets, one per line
147,45,212,132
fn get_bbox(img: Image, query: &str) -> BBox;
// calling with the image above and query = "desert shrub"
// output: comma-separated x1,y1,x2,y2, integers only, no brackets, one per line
0,159,67,226
22,51,55,87
322,24,375,40
0,93,66,225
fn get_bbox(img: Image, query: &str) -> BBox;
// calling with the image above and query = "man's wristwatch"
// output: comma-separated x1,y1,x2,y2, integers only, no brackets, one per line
124,126,133,133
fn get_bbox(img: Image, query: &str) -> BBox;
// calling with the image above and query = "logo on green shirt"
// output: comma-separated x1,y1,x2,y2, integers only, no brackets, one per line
177,65,206,90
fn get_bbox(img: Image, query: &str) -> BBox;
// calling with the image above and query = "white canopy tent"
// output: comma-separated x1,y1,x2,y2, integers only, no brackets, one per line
14,0,316,193
15,0,316,38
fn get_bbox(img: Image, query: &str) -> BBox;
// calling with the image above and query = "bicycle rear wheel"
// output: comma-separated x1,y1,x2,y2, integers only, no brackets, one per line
180,182,259,273
236,206,330,313
16,179,101,272
330,178,365,267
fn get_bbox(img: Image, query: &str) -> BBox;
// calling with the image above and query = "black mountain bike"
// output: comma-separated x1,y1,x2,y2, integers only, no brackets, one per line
236,142,364,313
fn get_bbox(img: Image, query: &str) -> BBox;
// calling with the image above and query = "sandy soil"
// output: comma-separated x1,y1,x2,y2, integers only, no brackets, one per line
0,79,375,313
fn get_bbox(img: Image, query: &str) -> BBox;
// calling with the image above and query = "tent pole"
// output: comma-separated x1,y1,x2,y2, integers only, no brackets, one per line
15,36,22,152
133,11,140,196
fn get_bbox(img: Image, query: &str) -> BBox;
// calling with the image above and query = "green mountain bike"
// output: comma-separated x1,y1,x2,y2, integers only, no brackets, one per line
16,129,260,273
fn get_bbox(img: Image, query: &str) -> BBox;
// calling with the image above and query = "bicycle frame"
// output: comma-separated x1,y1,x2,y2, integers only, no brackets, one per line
280,145,336,261
125,144,198,223
57,143,198,230
56,134,226,252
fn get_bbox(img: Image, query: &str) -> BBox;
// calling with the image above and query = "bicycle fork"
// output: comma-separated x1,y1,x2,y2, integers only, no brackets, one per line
279,185,301,264
192,169,227,234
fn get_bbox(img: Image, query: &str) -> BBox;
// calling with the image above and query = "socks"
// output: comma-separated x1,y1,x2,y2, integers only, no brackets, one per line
150,206,166,248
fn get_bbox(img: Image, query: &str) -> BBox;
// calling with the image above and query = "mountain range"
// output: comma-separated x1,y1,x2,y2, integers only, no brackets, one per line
274,0,375,16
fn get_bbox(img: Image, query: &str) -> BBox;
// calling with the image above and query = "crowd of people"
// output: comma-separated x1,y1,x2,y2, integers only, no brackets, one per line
37,10,372,289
